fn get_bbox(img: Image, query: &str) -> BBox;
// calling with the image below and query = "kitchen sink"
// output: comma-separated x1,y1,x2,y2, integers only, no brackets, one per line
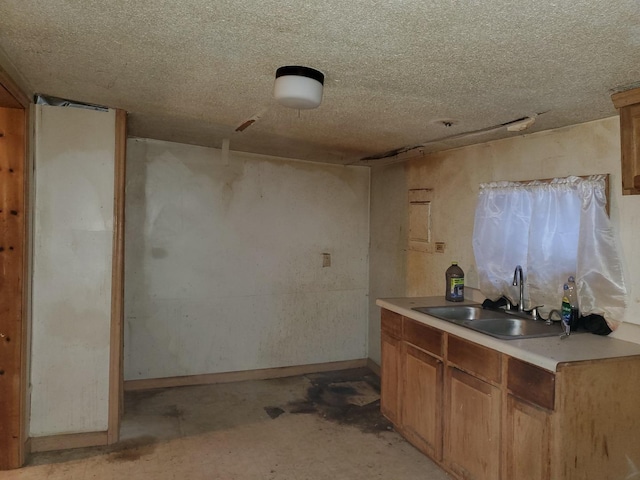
414,305,499,322
413,305,564,340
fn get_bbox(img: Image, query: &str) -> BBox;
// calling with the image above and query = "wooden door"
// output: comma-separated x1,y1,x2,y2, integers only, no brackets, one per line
402,344,443,460
445,367,501,480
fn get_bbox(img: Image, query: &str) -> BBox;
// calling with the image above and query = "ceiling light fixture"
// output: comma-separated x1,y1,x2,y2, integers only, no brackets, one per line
274,66,324,109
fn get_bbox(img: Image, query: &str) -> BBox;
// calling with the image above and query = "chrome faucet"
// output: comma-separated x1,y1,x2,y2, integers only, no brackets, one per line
513,265,524,312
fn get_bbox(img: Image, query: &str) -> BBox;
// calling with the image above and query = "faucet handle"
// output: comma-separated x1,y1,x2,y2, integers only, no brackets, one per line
543,309,562,326
500,296,515,311
525,305,544,321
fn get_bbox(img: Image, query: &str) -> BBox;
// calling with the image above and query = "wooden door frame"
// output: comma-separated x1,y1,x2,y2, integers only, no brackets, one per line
24,106,126,455
0,64,126,464
0,65,30,470
108,109,126,444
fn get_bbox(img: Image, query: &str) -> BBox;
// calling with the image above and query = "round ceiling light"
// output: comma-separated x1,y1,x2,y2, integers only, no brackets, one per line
273,66,324,110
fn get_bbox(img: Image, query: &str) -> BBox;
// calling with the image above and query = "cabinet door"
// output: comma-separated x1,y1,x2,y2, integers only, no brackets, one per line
402,344,443,460
445,367,501,480
381,332,402,424
504,395,551,480
619,101,640,194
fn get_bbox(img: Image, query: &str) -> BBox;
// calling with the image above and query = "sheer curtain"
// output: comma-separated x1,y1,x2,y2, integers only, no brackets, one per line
472,175,626,329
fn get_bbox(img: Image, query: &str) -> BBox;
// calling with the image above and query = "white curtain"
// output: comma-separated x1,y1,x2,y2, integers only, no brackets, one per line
472,175,626,329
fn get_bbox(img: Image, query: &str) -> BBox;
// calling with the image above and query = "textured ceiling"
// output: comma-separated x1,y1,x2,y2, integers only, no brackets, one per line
1,1,639,165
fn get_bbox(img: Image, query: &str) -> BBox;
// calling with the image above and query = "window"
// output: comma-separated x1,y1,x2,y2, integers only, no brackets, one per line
472,175,626,329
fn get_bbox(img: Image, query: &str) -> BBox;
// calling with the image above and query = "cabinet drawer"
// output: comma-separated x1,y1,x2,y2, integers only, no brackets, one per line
447,335,501,384
381,309,403,339
404,318,443,357
507,357,555,411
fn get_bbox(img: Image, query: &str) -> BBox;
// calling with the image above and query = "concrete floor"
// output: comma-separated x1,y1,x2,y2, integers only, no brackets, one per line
5,368,451,479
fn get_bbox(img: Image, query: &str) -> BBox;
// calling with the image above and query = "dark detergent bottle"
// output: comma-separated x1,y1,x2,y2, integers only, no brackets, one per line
445,262,464,302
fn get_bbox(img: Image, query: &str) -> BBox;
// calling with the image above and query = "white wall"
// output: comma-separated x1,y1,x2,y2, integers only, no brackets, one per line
125,138,370,380
368,162,408,364
30,105,115,436
369,116,640,362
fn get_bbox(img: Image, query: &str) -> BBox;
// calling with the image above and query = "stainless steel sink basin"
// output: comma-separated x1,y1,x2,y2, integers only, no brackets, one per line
413,305,564,340
463,317,563,339
413,305,498,322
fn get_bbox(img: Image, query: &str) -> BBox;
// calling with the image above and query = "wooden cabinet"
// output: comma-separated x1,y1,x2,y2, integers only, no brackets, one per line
379,307,640,480
503,357,554,480
402,344,443,459
504,395,551,480
552,359,640,480
444,336,501,480
445,367,501,480
378,309,509,479
448,335,501,384
612,87,640,195
404,317,443,357
380,332,401,423
380,311,445,459
380,310,402,423
400,318,444,459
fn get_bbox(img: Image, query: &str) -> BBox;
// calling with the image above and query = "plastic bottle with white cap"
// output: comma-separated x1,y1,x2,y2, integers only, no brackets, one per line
561,276,579,335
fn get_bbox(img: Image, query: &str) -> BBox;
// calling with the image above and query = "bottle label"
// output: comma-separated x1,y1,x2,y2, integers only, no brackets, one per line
450,278,464,300
561,298,572,324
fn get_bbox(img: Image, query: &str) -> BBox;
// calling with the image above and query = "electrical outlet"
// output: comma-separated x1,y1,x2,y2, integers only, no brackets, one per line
435,242,446,253
322,253,331,267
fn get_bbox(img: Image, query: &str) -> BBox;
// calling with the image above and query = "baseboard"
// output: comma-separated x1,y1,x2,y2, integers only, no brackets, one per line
366,358,381,376
124,358,371,392
30,431,108,453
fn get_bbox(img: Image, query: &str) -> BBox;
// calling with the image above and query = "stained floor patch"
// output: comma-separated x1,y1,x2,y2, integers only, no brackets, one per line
107,436,158,463
283,368,392,433
163,404,184,419
264,406,285,419
329,380,380,406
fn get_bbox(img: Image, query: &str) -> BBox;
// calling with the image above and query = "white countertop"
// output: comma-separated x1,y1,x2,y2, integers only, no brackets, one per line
377,296,640,372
